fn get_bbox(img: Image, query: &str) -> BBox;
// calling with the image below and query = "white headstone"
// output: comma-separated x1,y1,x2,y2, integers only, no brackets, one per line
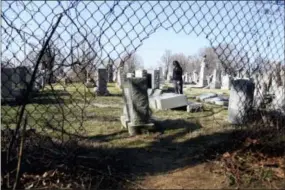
221,74,231,90
198,57,207,87
151,93,188,110
210,69,222,89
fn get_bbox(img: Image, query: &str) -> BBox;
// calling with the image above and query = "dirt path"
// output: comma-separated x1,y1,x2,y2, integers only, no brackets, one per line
138,163,227,189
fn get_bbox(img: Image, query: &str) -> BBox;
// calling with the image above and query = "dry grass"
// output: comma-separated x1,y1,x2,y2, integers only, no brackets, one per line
2,82,284,189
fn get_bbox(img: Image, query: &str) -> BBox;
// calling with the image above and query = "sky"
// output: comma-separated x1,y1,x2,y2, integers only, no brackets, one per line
2,1,284,69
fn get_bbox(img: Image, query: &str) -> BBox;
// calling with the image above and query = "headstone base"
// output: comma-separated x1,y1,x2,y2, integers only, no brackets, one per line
121,115,155,135
187,102,203,112
128,123,155,136
94,87,110,96
85,82,95,88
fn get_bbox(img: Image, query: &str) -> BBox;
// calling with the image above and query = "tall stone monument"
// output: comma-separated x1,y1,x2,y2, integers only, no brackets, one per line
198,56,207,87
107,61,114,83
121,76,154,135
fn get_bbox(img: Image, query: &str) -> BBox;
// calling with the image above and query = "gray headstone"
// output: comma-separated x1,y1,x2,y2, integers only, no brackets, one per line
210,69,222,89
147,70,160,89
228,79,255,124
1,68,14,100
187,101,203,112
121,77,154,135
95,69,109,96
107,63,113,83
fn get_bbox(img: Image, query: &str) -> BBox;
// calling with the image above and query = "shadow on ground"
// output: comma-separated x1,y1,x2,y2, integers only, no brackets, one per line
1,89,72,106
2,116,285,189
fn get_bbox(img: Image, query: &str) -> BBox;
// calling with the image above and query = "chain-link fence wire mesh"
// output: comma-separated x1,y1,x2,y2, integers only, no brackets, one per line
1,0,285,189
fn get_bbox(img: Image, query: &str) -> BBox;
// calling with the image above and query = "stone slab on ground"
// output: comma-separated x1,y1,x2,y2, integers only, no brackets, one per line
187,101,203,112
215,100,228,106
196,93,217,101
151,93,188,110
204,97,221,104
204,95,229,106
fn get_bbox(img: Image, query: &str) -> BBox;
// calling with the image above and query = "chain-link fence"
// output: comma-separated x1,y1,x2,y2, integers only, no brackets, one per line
1,1,285,189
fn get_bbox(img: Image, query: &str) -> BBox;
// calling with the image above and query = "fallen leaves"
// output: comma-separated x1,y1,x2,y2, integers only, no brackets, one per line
219,137,285,188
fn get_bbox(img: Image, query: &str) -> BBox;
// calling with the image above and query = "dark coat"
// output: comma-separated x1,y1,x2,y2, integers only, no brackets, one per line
172,65,183,81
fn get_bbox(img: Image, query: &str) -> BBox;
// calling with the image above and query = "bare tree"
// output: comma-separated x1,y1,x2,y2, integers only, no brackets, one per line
187,55,201,73
160,50,172,79
198,47,220,75
121,53,144,73
214,43,247,76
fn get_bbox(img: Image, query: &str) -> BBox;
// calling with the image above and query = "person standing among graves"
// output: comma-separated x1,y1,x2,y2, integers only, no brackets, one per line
172,60,183,94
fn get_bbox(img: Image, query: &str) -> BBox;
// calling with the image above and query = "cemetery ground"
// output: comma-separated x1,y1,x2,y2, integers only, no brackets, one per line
2,83,285,189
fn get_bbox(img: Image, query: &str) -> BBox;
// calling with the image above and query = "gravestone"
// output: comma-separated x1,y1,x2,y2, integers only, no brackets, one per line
228,79,255,124
252,73,266,108
196,93,218,101
183,73,192,84
1,68,14,101
113,69,117,82
204,96,228,106
152,93,188,110
192,70,198,83
167,70,172,82
85,78,95,88
121,76,154,135
135,69,147,78
1,67,36,102
107,63,113,83
187,102,203,112
271,86,285,114
221,74,231,90
95,69,109,96
158,67,163,80
198,57,207,87
148,70,160,89
210,69,222,89
206,75,213,87
117,67,126,88
147,73,152,88
281,69,285,87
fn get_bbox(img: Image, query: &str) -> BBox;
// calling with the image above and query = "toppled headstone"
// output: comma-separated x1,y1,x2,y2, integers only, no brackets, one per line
153,93,188,110
196,93,217,101
204,96,229,106
187,101,203,112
